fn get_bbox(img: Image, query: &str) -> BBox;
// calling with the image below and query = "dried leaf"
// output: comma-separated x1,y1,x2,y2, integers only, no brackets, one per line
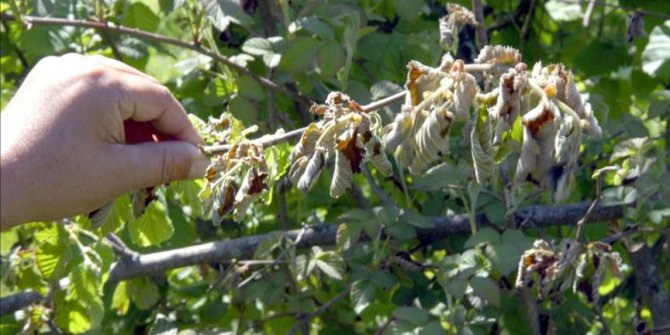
474,45,522,65
439,3,478,48
330,150,353,198
405,61,445,106
551,116,581,202
336,128,365,174
383,109,413,151
450,61,479,120
289,123,322,164
131,187,157,218
289,155,310,185
233,168,268,221
515,100,561,186
212,184,235,225
410,105,454,174
365,135,393,177
297,148,326,192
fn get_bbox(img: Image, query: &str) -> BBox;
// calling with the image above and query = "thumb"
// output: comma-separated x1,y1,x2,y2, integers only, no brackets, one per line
121,141,210,188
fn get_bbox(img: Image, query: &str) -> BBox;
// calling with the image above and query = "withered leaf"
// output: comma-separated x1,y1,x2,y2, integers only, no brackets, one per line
336,129,365,173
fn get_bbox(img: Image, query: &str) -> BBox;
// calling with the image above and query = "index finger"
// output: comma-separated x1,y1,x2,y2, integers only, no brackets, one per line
113,75,202,146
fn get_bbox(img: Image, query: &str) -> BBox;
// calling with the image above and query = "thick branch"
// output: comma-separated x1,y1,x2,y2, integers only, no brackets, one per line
0,291,44,315
628,242,670,334
0,202,626,314
0,13,313,107
106,202,624,283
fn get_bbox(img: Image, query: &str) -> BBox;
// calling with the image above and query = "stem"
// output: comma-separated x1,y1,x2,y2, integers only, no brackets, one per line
471,0,488,48
0,13,313,107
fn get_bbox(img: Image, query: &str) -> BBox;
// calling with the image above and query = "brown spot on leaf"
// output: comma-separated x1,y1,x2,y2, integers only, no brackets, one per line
336,129,365,173
248,170,269,195
523,106,556,136
218,185,235,216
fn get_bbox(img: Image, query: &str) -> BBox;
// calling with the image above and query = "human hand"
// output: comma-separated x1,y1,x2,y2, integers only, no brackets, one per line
0,54,208,229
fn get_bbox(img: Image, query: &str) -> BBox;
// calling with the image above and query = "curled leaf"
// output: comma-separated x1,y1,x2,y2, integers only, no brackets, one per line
233,168,268,221
383,108,413,151
288,155,310,185
405,61,445,106
515,99,561,186
331,150,354,198
551,116,581,202
439,3,478,48
471,106,494,184
474,45,522,65
410,105,454,174
492,66,528,144
212,184,235,225
364,135,393,177
298,148,326,192
289,123,322,164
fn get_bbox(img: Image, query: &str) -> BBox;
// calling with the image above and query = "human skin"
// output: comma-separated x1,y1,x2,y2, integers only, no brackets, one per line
0,54,209,229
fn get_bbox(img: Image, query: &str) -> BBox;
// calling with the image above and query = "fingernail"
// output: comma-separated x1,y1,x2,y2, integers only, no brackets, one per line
188,155,211,180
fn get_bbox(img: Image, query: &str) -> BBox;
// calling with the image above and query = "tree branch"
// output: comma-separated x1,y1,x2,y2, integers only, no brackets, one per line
0,202,626,315
103,202,624,283
627,242,670,334
0,13,313,107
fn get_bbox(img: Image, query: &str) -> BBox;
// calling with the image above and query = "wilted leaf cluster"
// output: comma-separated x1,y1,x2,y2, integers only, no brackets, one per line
516,239,622,302
382,45,602,201
200,115,269,223
288,92,392,198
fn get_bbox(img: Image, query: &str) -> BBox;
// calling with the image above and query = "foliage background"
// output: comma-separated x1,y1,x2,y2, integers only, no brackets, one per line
0,0,668,334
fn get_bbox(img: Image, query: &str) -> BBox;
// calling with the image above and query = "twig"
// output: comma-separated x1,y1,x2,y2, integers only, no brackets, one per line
362,165,394,207
583,0,597,27
105,233,139,259
554,0,670,19
519,0,537,51
284,286,352,335
575,166,614,242
0,13,313,107
471,0,488,48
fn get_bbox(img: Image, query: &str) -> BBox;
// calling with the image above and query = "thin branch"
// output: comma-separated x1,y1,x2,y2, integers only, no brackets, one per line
0,13,313,107
583,0,597,27
553,0,670,19
362,165,394,207
284,286,352,335
471,0,488,48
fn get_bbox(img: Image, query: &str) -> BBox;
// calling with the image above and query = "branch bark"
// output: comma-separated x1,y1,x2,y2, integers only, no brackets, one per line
105,202,624,283
0,13,313,107
627,242,670,334
0,202,626,315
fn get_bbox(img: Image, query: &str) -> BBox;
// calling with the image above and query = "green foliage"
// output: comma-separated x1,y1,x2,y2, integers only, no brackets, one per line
1,0,668,334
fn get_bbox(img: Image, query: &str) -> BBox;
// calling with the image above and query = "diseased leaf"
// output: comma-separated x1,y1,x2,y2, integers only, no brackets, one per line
471,105,494,184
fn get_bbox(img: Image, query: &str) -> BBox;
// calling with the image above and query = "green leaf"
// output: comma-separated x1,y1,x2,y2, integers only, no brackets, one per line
96,194,131,235
242,37,282,68
486,230,533,276
288,16,335,40
128,200,174,247
279,37,319,74
386,220,417,240
545,0,582,21
351,279,376,314
370,80,404,101
124,2,159,31
399,209,434,228
316,42,346,78
610,137,649,161
148,313,178,335
464,227,500,248
228,95,258,126
35,242,73,281
336,222,362,251
642,21,670,80
392,306,430,325
314,249,345,280
127,277,160,310
201,0,254,31
469,276,501,307
237,75,266,102
111,282,131,315
574,41,629,77
54,264,104,334
648,208,670,225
